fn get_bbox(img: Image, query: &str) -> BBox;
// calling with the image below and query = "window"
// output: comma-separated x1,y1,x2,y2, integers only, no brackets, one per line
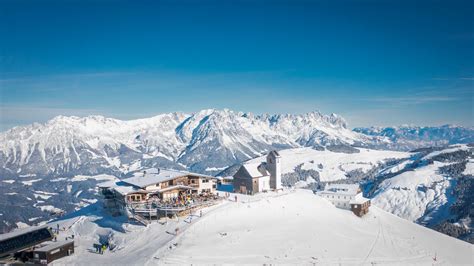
354,205,358,209
50,248,61,255
168,180,173,186
202,179,209,183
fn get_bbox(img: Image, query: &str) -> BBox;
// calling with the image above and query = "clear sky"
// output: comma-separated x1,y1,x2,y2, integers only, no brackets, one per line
1,0,473,131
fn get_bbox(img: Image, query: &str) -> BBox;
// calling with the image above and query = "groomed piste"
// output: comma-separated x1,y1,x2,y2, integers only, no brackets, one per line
53,189,472,265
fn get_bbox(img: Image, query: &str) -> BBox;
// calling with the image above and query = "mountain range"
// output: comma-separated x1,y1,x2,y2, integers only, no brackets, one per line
2,109,472,179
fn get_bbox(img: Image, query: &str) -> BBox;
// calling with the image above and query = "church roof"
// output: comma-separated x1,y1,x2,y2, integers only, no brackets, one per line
242,162,269,178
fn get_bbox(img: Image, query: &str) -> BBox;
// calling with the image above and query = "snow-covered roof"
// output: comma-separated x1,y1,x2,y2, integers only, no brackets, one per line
113,185,145,196
242,162,269,178
350,196,370,205
35,240,74,252
0,225,50,242
322,184,360,195
157,185,195,193
121,168,214,188
97,180,117,188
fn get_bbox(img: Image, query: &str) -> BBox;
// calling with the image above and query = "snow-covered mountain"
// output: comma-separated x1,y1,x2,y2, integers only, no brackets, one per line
354,125,474,151
369,144,474,242
3,110,471,179
0,109,378,178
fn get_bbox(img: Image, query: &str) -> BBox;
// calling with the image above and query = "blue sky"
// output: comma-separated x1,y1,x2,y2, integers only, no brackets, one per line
1,0,473,131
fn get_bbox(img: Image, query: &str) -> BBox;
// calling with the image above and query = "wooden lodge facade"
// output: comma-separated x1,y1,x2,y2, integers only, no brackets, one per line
98,168,218,219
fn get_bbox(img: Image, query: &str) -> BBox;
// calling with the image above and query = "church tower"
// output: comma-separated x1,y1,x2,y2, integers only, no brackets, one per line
266,150,282,190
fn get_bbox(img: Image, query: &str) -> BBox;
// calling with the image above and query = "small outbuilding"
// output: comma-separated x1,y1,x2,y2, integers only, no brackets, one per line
350,197,371,217
32,240,74,264
317,183,371,217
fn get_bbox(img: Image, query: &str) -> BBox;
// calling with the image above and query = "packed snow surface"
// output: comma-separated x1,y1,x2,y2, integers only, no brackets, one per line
246,147,410,182
52,190,471,265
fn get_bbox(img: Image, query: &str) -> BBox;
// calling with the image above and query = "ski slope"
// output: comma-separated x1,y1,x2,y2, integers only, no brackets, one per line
51,190,471,265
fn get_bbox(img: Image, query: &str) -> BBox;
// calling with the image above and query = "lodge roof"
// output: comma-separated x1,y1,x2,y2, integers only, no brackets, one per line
120,168,215,189
157,185,195,193
0,225,50,242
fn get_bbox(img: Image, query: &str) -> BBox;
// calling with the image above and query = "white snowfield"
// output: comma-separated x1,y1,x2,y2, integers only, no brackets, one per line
53,190,472,265
246,147,410,182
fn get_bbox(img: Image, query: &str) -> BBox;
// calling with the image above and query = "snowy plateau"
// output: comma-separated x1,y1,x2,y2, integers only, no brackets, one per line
0,109,473,264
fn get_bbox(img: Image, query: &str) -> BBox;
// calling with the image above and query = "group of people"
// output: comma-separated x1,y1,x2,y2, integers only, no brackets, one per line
94,243,109,254
157,192,218,208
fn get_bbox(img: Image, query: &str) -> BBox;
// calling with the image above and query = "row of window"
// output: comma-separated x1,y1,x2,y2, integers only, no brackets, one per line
336,202,348,207
324,194,352,200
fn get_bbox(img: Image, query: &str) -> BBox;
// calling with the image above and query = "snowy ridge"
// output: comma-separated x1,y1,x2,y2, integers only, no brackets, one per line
354,125,474,151
0,109,376,177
